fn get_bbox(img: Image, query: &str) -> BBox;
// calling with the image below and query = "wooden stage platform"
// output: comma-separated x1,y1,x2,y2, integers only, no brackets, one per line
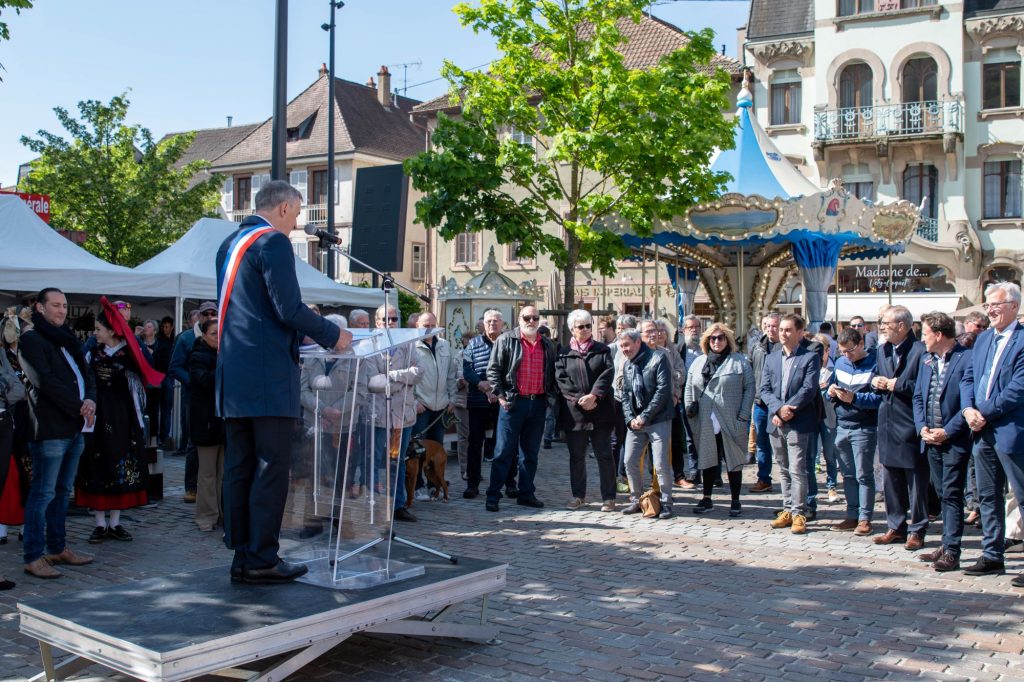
18,553,506,681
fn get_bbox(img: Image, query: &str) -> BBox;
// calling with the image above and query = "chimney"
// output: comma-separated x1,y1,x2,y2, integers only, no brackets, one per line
319,62,328,78
226,116,233,128
377,65,391,108
366,76,376,89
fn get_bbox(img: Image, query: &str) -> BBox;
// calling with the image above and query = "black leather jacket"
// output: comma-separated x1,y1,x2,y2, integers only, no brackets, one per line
486,328,557,402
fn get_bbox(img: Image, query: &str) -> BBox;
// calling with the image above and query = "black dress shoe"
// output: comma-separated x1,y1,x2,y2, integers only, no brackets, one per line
230,567,243,584
505,488,519,499
485,501,499,512
0,578,14,590
963,558,1006,576
242,560,308,585
393,507,417,522
462,488,478,499
517,497,544,508
1011,573,1024,588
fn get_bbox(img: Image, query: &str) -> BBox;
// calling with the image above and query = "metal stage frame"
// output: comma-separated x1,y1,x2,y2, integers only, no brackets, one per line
18,555,506,682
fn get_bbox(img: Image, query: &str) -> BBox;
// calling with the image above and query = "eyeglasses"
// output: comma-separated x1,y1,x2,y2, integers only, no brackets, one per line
983,302,1015,311
709,334,726,342
839,346,858,355
381,316,398,323
575,323,592,330
849,323,864,328
521,315,540,322
201,310,217,317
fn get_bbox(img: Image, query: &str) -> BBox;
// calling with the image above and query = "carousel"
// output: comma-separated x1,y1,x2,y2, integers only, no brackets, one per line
610,77,922,337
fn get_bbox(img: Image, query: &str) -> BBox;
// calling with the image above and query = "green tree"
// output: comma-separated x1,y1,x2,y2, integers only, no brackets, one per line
0,0,33,79
404,0,735,323
20,93,222,266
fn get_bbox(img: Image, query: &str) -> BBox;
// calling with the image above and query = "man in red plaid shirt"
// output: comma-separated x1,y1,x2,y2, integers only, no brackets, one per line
484,306,557,512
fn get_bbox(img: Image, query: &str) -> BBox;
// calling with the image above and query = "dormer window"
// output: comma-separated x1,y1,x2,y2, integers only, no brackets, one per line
287,112,317,142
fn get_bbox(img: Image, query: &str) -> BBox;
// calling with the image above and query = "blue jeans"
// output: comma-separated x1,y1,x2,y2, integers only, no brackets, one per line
487,397,547,503
752,403,772,484
926,443,970,557
23,435,85,564
835,425,877,521
373,425,412,510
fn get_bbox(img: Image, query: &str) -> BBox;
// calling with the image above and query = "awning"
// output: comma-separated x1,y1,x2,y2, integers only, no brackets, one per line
826,293,964,322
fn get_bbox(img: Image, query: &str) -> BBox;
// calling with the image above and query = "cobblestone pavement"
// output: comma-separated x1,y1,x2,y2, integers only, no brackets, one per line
2,443,1024,681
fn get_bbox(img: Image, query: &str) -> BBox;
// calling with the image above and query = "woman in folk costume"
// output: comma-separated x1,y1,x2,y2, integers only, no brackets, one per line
683,323,755,517
76,297,164,543
0,307,31,590
0,307,33,544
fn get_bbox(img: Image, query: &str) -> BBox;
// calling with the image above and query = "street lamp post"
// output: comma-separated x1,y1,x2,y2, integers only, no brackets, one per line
271,0,288,181
322,1,344,280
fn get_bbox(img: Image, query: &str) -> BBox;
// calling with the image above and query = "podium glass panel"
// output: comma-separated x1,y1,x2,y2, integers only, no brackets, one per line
283,328,438,589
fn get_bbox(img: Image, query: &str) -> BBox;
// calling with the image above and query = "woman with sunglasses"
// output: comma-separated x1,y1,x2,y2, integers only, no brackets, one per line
683,324,755,516
554,309,616,511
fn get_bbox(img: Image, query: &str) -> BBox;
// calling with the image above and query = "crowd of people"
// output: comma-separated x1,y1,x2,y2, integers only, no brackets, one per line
2,276,1023,591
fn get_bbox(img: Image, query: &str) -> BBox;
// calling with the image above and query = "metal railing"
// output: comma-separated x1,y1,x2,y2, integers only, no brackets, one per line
303,203,327,226
814,99,963,142
227,208,254,221
916,217,939,242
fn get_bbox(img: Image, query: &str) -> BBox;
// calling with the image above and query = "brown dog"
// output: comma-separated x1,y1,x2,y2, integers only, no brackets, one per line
404,438,449,507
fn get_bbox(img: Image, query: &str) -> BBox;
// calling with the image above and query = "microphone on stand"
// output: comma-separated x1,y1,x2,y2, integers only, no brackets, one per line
304,224,344,246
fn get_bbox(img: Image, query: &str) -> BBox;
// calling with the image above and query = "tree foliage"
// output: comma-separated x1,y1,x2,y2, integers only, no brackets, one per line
404,0,735,316
20,93,222,266
0,0,32,42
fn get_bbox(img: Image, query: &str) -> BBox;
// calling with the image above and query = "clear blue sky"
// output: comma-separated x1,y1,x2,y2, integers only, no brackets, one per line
0,0,750,187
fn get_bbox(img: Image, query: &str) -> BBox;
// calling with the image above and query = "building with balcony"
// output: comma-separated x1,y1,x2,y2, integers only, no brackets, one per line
207,64,428,288
743,0,1024,316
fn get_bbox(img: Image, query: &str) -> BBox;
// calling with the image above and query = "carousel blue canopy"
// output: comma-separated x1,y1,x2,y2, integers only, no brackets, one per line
613,81,920,332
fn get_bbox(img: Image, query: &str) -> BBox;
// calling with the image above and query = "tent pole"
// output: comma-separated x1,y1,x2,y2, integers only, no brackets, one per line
172,294,184,449
640,247,647,318
738,247,745,339
654,248,660,320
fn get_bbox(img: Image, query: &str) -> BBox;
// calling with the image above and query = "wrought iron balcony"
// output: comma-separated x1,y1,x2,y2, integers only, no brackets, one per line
915,217,939,242
814,99,963,143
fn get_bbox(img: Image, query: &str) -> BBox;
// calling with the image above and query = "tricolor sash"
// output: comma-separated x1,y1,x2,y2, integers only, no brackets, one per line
217,220,276,339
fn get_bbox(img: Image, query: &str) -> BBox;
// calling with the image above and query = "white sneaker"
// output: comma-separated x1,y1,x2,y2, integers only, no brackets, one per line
566,497,585,510
414,489,431,501
827,489,839,504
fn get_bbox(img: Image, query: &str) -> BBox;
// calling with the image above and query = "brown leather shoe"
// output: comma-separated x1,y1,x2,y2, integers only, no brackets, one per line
873,529,907,545
933,552,960,572
853,520,873,536
679,479,696,490
749,480,772,493
966,510,980,526
791,514,808,534
46,547,94,566
24,558,61,579
919,547,944,563
831,519,859,532
904,532,925,551
770,510,793,529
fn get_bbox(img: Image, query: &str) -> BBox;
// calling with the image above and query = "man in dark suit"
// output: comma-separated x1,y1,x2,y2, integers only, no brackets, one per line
216,180,352,585
871,305,928,550
960,282,1024,582
760,313,821,535
912,311,972,571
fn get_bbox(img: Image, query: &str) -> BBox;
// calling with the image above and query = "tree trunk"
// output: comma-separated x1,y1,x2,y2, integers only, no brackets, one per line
560,230,580,343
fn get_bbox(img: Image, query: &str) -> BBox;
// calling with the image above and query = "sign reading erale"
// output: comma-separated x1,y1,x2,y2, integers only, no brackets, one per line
0,191,51,223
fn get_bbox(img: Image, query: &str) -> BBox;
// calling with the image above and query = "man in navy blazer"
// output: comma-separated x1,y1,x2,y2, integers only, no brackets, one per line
760,313,821,534
216,180,352,585
871,305,927,550
960,282,1024,582
912,312,972,571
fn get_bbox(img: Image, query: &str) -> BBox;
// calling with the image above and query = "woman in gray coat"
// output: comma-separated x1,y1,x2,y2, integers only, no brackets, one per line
684,323,754,517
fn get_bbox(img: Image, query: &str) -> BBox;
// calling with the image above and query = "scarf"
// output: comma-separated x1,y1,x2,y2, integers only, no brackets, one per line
701,349,728,383
31,310,87,368
570,337,593,355
99,297,165,387
629,344,652,413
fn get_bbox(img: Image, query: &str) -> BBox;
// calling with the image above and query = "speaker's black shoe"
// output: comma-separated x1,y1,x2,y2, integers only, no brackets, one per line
517,497,544,509
393,507,417,522
242,560,308,585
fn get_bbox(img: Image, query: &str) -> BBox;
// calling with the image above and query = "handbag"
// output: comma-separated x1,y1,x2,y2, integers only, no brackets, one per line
637,444,662,518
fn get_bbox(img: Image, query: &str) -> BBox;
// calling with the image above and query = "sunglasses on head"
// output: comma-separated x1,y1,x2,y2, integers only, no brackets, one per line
521,315,540,322
575,323,592,330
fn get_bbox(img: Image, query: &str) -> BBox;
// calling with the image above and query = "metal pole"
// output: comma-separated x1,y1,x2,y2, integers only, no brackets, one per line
834,261,840,326
325,0,338,280
640,248,647,318
271,0,289,181
888,252,893,305
654,248,660,319
738,247,745,338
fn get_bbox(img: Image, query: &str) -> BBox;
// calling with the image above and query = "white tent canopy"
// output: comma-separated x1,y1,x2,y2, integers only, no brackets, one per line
0,194,170,295
134,217,381,307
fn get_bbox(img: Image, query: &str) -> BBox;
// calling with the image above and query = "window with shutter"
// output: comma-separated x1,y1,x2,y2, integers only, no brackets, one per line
222,177,233,211
411,243,426,281
290,170,308,204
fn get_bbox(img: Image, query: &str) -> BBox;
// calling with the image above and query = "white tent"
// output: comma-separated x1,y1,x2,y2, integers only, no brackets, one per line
0,194,171,295
133,217,381,307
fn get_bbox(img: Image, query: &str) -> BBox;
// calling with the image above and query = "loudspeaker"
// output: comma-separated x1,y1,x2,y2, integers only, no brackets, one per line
349,164,408,273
